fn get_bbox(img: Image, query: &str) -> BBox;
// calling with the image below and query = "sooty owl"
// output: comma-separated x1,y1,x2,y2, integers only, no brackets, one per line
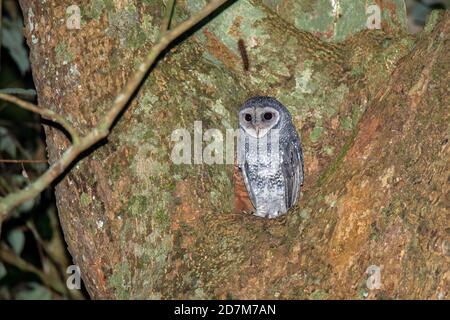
238,96,304,218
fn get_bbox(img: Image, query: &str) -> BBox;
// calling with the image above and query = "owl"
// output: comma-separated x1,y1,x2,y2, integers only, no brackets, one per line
237,96,304,218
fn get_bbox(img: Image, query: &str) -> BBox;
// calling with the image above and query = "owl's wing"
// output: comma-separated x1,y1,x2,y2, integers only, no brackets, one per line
282,138,304,209
298,141,304,186
240,161,257,210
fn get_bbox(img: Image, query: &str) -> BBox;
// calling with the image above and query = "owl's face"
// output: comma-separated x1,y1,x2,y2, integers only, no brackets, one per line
239,105,280,138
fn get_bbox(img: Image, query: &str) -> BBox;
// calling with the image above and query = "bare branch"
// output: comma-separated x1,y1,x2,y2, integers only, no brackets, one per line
0,88,37,100
0,93,80,144
99,0,230,134
0,159,48,164
0,243,67,296
0,0,230,218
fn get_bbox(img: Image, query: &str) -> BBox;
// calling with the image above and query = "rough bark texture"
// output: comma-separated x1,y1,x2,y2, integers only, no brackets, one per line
19,0,448,299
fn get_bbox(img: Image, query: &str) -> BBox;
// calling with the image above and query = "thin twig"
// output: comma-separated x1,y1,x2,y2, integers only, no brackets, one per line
26,219,85,299
160,0,176,34
0,93,80,144
0,0,230,218
98,0,229,133
0,88,37,100
0,159,48,163
0,243,67,296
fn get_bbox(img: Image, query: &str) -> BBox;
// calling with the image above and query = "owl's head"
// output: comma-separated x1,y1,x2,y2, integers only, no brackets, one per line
239,96,289,138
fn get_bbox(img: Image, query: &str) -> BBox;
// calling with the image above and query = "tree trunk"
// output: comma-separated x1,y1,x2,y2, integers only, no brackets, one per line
19,0,449,299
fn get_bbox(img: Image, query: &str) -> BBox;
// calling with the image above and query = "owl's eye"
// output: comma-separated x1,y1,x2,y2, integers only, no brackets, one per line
244,114,252,122
263,112,273,120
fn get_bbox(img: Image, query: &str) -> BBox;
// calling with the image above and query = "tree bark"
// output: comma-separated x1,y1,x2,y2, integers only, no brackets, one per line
19,0,449,299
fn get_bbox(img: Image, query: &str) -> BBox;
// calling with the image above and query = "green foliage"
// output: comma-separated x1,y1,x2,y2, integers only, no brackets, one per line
1,17,30,74
0,262,7,280
6,229,25,255
0,128,17,158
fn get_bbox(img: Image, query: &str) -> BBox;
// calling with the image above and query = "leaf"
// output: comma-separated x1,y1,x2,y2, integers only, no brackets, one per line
0,262,7,280
9,196,37,219
15,283,52,300
6,175,38,219
10,174,27,186
7,229,26,255
17,198,36,213
1,17,30,75
0,133,17,158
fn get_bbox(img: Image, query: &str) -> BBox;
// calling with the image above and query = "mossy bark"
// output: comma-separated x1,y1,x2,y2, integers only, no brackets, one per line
19,0,448,299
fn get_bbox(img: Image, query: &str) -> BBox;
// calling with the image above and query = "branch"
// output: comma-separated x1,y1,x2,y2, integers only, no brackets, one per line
0,0,230,218
0,93,80,144
0,159,47,163
0,88,37,100
98,0,230,132
0,243,66,296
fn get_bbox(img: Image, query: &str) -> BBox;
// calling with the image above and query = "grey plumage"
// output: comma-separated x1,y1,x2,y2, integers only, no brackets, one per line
238,96,304,218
